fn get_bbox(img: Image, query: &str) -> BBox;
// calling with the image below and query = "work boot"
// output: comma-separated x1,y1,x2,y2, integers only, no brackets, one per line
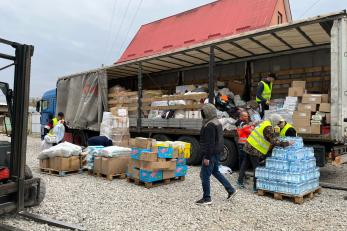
227,189,238,199
195,197,212,205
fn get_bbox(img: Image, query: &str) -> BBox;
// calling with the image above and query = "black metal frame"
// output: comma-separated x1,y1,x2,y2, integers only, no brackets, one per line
0,38,85,230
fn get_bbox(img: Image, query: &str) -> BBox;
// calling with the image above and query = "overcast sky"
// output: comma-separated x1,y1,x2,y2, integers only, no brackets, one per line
0,0,346,100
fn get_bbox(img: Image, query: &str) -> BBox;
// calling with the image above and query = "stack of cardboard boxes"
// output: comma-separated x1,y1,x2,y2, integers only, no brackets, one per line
127,137,190,184
109,107,130,147
288,81,330,135
93,154,130,180
39,156,82,172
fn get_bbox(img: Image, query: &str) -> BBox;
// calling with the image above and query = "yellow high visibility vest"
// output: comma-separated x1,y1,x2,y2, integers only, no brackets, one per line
256,81,272,103
247,120,272,155
280,123,294,137
52,118,58,127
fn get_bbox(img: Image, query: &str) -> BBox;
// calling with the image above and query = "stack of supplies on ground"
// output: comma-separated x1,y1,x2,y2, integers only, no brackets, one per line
85,146,104,170
256,137,320,195
127,137,190,184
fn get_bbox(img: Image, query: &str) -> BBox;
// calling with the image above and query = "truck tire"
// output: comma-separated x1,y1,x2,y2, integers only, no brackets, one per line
152,134,171,141
221,139,238,170
178,136,201,165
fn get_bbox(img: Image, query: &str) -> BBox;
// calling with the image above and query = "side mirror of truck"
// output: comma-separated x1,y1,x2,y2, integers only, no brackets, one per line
36,101,41,112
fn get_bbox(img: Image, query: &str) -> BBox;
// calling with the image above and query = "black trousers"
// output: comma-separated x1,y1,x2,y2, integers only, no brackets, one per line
247,154,261,190
258,101,269,119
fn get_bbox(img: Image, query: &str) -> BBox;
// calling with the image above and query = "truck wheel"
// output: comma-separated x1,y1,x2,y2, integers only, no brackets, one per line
152,134,171,141
221,139,238,170
178,136,201,165
25,165,33,179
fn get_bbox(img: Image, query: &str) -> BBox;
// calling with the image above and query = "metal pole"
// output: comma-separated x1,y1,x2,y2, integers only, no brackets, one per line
11,44,33,212
208,46,215,104
137,62,143,131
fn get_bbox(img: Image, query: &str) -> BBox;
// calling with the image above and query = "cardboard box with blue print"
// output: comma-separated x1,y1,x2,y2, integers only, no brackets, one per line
127,167,140,179
140,169,163,182
156,141,174,158
130,148,151,160
176,158,187,166
175,165,188,177
140,159,176,171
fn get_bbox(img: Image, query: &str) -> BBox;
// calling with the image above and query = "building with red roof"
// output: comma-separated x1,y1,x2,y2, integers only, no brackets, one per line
118,0,292,63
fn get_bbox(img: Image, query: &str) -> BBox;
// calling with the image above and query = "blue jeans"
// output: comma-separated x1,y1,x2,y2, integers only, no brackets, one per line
200,155,235,199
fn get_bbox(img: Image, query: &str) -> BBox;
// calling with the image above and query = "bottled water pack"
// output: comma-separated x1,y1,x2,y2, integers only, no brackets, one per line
256,137,320,195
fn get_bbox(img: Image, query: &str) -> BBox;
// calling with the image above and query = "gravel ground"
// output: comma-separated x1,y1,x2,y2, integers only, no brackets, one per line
1,136,347,231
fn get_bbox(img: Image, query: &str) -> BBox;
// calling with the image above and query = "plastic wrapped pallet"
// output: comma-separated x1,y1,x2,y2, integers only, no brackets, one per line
101,146,131,158
85,146,104,170
38,142,82,160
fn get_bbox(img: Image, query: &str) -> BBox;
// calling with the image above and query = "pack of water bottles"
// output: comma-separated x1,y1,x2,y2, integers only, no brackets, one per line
256,137,320,195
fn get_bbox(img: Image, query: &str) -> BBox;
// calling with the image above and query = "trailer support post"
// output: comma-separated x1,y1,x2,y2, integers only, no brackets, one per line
208,46,215,104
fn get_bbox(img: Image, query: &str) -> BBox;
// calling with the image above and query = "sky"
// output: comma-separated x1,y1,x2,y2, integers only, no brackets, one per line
0,0,347,100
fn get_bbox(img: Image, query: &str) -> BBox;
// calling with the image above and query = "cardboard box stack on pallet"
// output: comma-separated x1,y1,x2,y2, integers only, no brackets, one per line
288,81,330,135
39,156,82,176
93,154,130,180
127,137,190,188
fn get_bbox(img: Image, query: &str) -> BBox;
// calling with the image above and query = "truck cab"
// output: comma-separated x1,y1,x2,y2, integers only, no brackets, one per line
36,89,56,139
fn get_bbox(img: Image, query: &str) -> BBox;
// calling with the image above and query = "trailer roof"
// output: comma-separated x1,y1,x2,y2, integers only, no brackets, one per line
58,11,346,81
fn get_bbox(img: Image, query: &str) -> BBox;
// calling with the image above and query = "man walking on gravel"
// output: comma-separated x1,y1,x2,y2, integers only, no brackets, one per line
196,103,237,205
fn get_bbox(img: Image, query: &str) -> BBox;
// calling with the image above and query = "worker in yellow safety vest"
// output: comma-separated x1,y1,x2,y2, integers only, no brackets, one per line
243,114,292,192
48,112,65,135
278,119,297,137
256,73,276,119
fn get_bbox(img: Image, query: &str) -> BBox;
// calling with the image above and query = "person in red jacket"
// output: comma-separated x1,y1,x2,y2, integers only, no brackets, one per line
236,111,254,188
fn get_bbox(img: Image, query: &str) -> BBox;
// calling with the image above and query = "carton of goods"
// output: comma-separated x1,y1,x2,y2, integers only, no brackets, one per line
127,166,140,179
319,103,330,113
49,156,81,171
176,158,187,166
321,94,329,103
112,117,129,128
298,103,317,112
101,156,130,176
93,156,102,174
288,87,304,97
311,124,321,135
174,141,191,159
163,170,175,179
110,107,128,117
39,159,50,169
293,111,311,127
156,142,174,158
292,81,306,89
129,138,136,147
175,165,188,177
302,94,322,104
140,159,176,171
128,158,141,169
130,148,151,160
140,169,163,182
140,152,158,162
227,80,245,96
135,137,155,149
112,134,130,148
296,126,311,134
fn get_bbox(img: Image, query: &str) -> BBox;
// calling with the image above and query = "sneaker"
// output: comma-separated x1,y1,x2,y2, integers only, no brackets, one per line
227,189,238,199
237,181,245,189
195,198,212,205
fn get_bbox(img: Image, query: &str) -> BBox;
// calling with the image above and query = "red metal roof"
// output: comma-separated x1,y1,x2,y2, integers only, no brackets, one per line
117,0,279,63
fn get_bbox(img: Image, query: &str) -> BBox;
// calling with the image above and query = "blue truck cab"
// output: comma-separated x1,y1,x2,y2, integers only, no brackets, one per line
36,89,56,139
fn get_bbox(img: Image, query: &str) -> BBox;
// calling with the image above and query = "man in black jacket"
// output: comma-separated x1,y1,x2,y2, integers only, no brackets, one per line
196,103,237,205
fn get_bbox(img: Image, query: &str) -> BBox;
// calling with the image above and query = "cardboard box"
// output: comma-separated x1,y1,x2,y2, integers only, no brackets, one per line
175,165,188,177
326,113,331,124
321,94,329,103
49,156,81,171
176,158,187,166
129,138,136,147
93,156,102,174
128,158,141,169
163,170,175,179
227,81,245,96
133,168,140,179
130,148,152,160
319,103,331,112
293,111,311,119
288,87,304,97
292,81,306,89
296,126,311,134
157,146,174,159
39,159,50,169
140,159,176,171
298,103,317,112
311,124,321,135
110,107,128,117
302,94,322,104
101,156,130,176
293,111,311,127
135,137,155,149
140,152,158,162
112,117,129,128
139,169,163,182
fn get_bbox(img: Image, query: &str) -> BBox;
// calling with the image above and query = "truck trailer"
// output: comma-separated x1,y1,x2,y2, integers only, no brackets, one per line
39,11,347,169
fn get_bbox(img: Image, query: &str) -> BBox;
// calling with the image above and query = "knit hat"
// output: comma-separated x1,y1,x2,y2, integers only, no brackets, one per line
268,114,284,127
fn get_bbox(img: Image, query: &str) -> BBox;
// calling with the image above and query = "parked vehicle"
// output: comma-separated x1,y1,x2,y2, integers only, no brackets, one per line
36,89,56,139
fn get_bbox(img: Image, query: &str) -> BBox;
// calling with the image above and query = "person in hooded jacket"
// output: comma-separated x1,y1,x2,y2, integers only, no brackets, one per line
196,103,237,205
244,114,292,192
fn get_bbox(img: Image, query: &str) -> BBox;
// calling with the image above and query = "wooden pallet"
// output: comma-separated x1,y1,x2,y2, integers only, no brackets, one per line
257,187,321,204
88,171,126,181
127,176,185,189
40,168,82,177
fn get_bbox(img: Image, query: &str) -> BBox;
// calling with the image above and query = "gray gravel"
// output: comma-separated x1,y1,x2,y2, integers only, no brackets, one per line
1,136,347,231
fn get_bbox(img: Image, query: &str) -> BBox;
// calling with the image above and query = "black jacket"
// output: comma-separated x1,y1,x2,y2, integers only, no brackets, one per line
200,104,224,160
